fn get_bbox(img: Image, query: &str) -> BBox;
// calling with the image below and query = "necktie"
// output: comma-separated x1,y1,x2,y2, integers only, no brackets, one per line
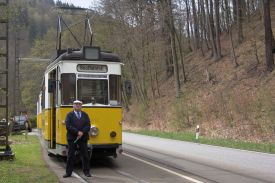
77,111,81,119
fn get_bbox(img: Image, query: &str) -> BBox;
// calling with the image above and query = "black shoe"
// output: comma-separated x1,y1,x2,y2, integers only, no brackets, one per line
84,173,92,177
63,174,71,178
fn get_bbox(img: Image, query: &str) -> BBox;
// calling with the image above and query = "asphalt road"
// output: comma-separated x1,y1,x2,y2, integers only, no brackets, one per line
40,131,275,183
123,132,275,183
49,151,207,183
37,129,204,183
53,146,273,183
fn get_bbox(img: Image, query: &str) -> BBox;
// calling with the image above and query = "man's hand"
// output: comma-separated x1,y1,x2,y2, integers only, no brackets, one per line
78,131,83,137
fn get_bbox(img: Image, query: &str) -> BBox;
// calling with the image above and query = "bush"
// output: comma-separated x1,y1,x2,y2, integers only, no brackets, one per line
171,93,202,131
29,117,37,128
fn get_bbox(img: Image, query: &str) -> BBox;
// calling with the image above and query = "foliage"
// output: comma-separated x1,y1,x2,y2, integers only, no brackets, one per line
29,116,37,128
20,62,47,114
17,1,82,114
30,28,56,58
9,5,29,32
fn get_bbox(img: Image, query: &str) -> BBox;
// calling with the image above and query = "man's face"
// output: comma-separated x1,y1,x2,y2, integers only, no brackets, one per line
73,103,82,111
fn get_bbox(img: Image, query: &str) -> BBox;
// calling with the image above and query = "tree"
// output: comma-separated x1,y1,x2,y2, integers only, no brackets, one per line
205,0,218,60
224,0,238,67
214,0,222,59
191,0,199,50
162,0,180,97
232,0,237,22
184,0,192,51
263,0,274,71
157,1,174,78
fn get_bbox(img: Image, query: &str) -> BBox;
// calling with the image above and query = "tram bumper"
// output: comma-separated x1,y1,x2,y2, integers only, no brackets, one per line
88,144,121,158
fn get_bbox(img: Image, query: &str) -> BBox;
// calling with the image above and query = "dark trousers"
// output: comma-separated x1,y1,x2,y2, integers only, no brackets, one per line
66,140,90,175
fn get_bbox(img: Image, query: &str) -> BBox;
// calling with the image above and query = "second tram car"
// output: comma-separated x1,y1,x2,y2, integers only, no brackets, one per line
37,46,122,158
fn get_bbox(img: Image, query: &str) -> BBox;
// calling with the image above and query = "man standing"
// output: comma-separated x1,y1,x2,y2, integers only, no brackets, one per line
63,100,91,178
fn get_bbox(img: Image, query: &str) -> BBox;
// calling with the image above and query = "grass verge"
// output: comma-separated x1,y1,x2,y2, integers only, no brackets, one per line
0,134,59,183
125,129,275,154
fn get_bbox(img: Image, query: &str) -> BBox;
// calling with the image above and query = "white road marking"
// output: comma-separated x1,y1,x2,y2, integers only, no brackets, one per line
116,170,150,183
72,172,89,183
123,152,205,183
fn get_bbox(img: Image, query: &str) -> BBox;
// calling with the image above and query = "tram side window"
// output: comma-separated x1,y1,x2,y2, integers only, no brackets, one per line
41,87,45,109
109,75,121,106
61,74,76,105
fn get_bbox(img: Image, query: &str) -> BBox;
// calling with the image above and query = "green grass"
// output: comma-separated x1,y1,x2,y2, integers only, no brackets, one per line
0,135,58,183
125,129,275,154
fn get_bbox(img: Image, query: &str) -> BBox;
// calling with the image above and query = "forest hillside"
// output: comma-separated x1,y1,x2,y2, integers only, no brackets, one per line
125,8,275,142
9,0,275,142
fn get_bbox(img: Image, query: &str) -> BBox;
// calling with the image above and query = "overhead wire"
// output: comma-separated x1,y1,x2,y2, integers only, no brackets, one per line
50,7,95,49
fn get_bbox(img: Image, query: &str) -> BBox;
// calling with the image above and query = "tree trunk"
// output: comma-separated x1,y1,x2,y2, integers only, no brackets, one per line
246,0,251,20
206,0,218,60
229,27,239,67
237,0,244,43
200,0,210,50
175,31,187,82
220,0,226,31
214,0,222,59
157,1,173,78
225,0,239,66
224,0,230,33
198,0,205,56
166,0,180,97
232,0,237,22
263,0,274,71
191,0,199,50
185,0,192,51
141,37,148,100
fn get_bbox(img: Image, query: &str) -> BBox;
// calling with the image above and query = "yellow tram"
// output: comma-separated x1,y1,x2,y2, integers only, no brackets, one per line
36,46,122,158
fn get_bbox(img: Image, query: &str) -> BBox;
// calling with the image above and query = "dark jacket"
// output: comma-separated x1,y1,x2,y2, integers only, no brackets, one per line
65,110,91,142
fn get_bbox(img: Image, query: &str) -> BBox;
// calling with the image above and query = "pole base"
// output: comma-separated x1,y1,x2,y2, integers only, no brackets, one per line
0,149,15,161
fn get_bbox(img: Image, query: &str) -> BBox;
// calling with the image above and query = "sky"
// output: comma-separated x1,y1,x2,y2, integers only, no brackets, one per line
55,0,100,9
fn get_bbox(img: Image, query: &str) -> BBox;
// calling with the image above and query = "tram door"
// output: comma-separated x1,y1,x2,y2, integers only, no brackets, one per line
48,69,57,149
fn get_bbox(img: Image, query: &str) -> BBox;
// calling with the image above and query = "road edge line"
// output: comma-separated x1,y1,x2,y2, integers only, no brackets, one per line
123,152,204,183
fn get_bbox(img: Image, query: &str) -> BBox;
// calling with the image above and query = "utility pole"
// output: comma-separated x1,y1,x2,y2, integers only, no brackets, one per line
13,33,22,116
0,0,14,160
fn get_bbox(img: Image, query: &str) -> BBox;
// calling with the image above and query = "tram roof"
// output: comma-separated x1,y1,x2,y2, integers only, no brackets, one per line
47,47,121,69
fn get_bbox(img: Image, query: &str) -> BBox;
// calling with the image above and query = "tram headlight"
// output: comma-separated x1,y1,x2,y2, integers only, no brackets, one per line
90,126,99,136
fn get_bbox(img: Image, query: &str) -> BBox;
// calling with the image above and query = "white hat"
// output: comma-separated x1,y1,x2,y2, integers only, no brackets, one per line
73,100,83,104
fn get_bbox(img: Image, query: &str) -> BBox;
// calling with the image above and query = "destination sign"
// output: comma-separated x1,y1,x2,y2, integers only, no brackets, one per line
77,64,108,73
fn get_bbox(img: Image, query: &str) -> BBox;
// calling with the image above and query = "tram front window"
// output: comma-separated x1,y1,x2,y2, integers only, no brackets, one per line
77,79,108,105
